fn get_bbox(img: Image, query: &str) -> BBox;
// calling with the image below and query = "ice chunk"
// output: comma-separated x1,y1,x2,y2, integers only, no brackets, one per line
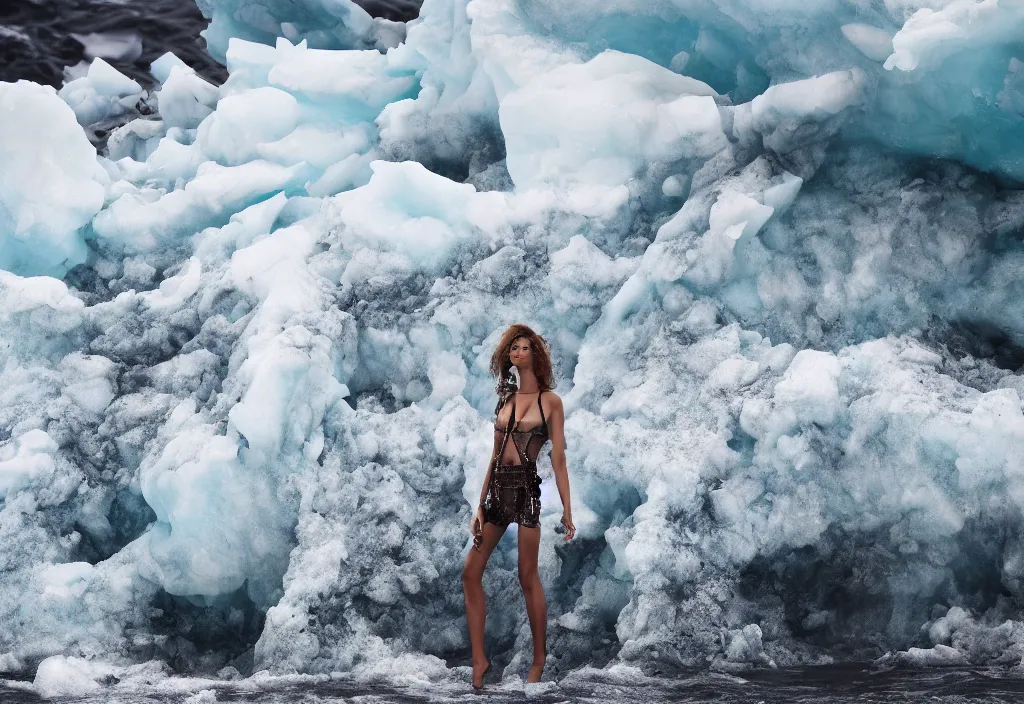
885,0,1024,72
142,421,295,602
325,160,510,272
841,23,894,62
139,257,203,312
749,69,867,156
196,0,383,63
0,81,106,277
898,644,969,666
40,562,94,600
723,624,774,667
669,50,690,73
0,429,59,499
772,350,842,428
683,189,775,288
59,353,117,415
0,270,85,314
58,58,144,126
266,123,369,170
548,236,640,322
106,118,167,162
376,0,498,171
150,51,193,84
466,245,526,293
93,160,309,251
501,50,725,188
0,652,23,672
661,174,687,198
158,66,219,130
266,46,417,113
197,87,300,165
34,655,106,698
70,31,143,62
84,57,142,97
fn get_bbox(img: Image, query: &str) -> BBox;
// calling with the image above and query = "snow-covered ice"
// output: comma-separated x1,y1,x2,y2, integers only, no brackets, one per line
2,0,1024,695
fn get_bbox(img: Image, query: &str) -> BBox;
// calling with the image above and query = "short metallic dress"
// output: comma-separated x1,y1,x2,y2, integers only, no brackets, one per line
482,391,549,528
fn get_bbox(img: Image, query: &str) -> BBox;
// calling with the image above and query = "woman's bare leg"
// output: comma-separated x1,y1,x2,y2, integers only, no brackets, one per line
462,520,506,685
517,524,546,682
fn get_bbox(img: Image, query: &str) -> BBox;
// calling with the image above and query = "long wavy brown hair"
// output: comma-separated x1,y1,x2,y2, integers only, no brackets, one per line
489,324,555,395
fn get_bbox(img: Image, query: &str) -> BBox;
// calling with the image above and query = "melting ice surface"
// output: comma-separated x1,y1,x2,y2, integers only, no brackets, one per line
4,0,1024,698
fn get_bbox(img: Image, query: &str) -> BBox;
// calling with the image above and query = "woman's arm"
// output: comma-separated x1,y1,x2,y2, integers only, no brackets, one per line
478,443,498,508
478,393,509,508
547,394,571,515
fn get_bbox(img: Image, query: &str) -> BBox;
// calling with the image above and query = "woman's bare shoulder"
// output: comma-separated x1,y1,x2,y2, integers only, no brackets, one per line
542,390,563,412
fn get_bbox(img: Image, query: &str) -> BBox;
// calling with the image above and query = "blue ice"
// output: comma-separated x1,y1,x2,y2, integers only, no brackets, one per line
2,0,1024,695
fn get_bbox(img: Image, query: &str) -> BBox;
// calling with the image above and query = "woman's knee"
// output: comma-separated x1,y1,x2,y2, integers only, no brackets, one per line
518,567,539,589
463,559,483,585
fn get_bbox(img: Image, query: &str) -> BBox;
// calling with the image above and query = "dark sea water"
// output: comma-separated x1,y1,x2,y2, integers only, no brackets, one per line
0,0,421,89
0,0,226,88
5,663,1024,702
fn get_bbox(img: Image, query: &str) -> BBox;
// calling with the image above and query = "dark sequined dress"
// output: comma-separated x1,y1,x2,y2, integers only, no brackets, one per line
482,391,549,528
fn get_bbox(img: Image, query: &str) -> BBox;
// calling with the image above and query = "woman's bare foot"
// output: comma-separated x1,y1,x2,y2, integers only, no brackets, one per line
472,659,490,689
527,660,544,683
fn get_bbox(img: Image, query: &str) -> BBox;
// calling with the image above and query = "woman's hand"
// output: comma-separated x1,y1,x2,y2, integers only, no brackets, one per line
560,511,576,541
471,506,485,551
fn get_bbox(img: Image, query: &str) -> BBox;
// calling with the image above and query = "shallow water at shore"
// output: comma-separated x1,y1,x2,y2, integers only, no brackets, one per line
5,663,1024,703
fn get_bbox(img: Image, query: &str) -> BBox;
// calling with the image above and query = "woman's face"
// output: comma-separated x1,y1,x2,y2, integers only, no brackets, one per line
509,336,533,370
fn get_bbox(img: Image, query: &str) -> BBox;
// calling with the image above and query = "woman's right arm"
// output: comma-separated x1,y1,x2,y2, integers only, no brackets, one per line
477,447,497,509
473,425,501,548
477,394,508,509
478,424,504,508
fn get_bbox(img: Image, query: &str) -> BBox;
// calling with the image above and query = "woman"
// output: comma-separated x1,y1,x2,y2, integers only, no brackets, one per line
461,323,576,690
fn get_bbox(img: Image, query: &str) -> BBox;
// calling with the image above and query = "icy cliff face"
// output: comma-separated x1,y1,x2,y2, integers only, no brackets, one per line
2,0,1024,683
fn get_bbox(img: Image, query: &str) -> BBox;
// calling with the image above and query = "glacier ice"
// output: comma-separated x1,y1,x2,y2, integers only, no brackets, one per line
58,58,146,127
3,0,1024,690
0,82,108,278
194,0,407,63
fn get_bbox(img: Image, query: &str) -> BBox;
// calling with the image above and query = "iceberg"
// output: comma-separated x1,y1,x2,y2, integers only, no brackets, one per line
0,82,107,278
3,0,1024,689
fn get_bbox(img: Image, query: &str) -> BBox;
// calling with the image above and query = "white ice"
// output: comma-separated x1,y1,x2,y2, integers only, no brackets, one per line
2,0,1024,692
0,82,107,277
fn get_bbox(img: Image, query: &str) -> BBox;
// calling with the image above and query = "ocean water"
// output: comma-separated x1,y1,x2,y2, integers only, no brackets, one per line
0,0,226,88
5,663,1024,702
0,0,421,89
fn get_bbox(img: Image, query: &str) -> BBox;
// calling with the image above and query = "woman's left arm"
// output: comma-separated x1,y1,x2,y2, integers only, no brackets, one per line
547,395,576,540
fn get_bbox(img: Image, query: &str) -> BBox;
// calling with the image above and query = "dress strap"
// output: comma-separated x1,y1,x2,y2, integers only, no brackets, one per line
494,394,516,466
537,390,547,431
